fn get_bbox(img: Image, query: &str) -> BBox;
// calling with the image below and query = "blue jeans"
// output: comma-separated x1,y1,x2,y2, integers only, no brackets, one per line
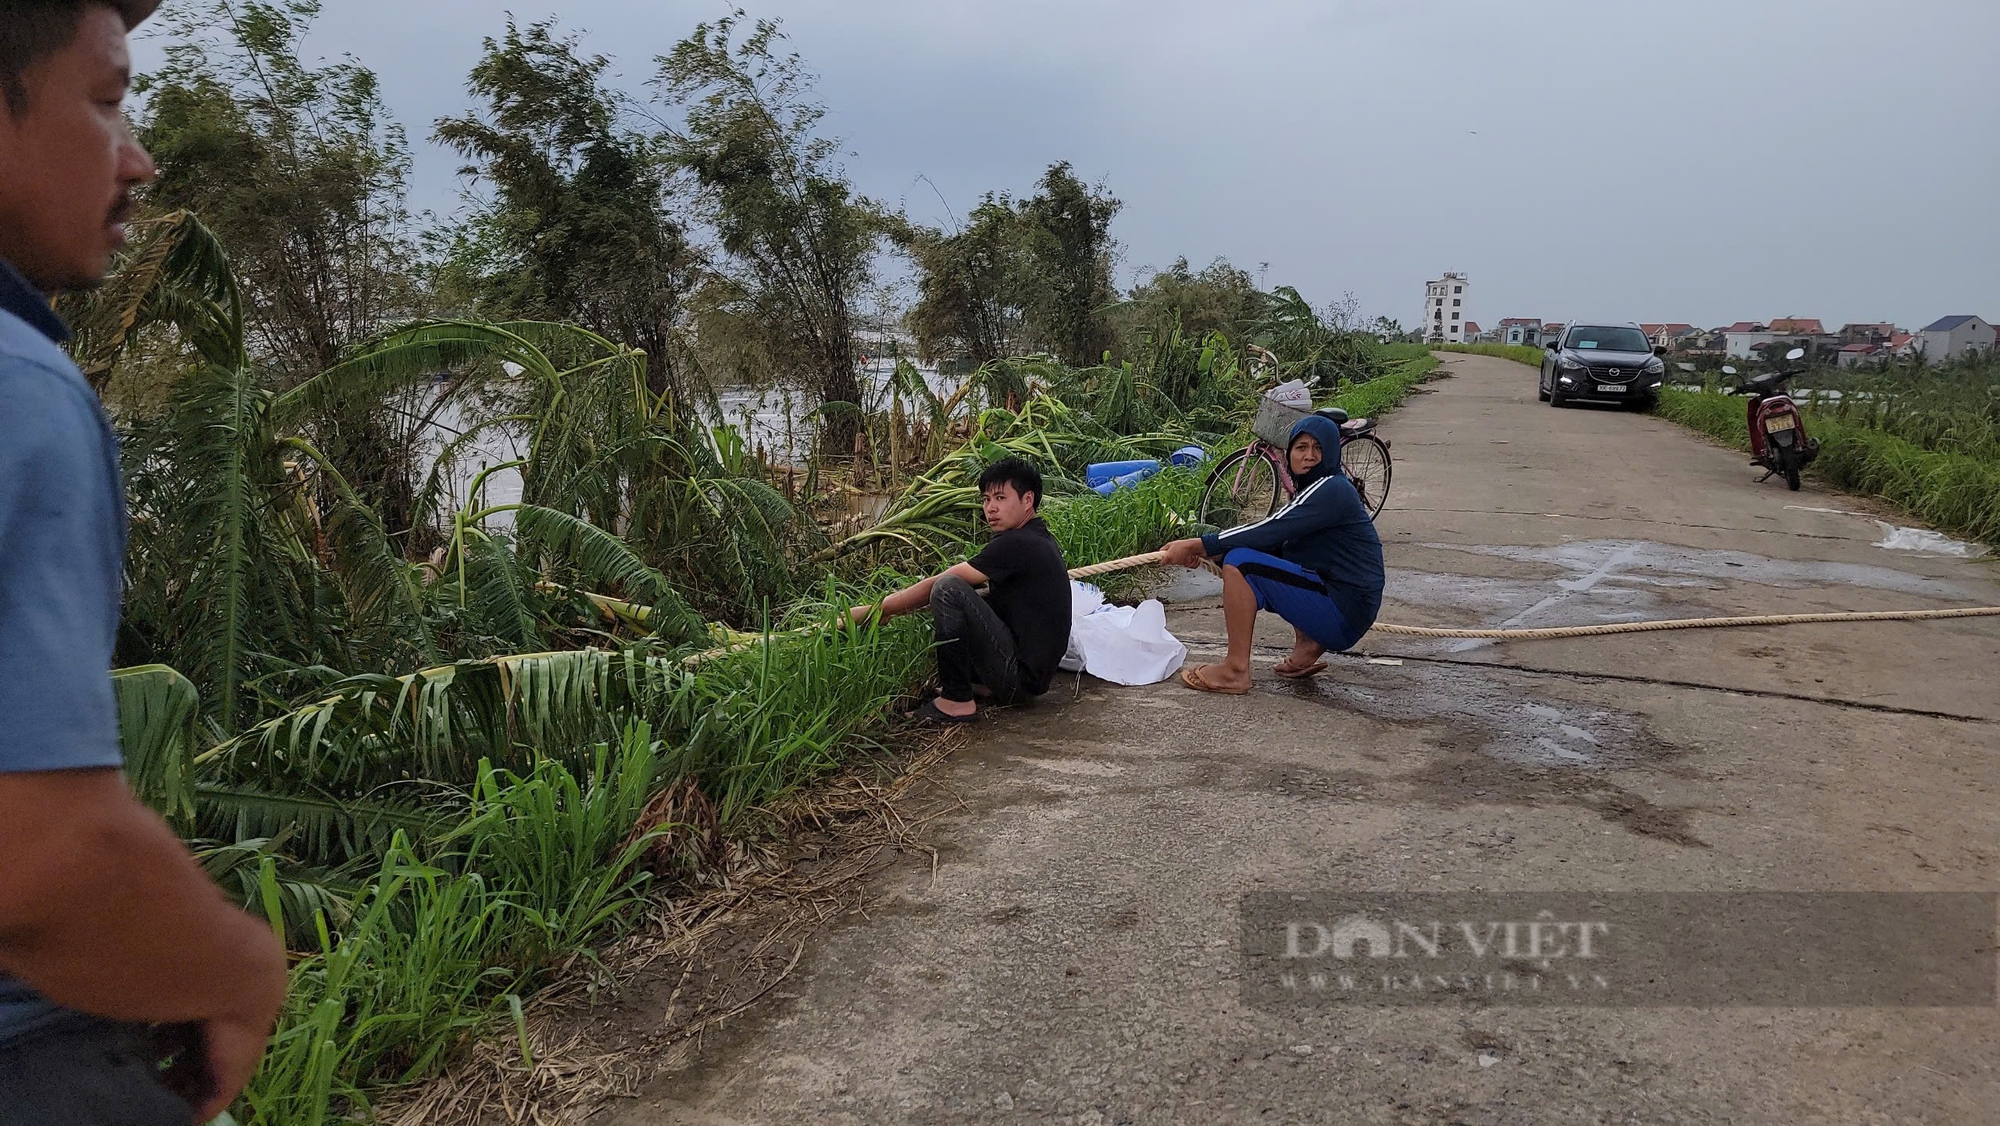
1221,548,1364,652
929,574,1028,705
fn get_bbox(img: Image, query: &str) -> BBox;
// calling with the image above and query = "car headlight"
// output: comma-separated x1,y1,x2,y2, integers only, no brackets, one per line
1643,357,1666,374
1558,356,1586,371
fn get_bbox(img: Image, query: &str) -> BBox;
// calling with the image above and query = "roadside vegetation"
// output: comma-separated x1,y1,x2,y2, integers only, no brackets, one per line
1438,341,1546,366
70,5,1437,1121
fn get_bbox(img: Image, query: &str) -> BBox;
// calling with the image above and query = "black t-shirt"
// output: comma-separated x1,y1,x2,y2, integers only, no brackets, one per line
969,517,1071,695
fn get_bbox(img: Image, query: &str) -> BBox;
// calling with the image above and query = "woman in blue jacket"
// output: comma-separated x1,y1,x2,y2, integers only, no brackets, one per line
1159,414,1385,693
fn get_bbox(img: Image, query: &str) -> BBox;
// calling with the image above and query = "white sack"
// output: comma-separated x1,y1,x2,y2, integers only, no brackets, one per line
1267,379,1313,409
1057,580,1187,685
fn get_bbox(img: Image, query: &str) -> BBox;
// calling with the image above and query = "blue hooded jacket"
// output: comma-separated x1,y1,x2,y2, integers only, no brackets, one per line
1199,414,1385,630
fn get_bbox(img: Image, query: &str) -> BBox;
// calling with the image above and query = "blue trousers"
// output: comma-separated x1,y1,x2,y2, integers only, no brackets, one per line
1221,548,1364,653
0,1013,195,1125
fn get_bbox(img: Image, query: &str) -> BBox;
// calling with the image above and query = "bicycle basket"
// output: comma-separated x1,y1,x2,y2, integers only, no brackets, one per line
1252,396,1311,446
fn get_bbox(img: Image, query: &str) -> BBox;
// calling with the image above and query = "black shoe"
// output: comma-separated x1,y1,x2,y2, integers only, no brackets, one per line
909,698,979,726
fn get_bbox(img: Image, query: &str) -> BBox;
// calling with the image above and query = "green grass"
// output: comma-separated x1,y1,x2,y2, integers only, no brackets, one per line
239,725,667,1123
1657,387,2000,545
1326,351,1443,418
1044,465,1205,569
1377,341,1435,363
193,613,934,1124
1439,341,1544,366
1804,354,2000,461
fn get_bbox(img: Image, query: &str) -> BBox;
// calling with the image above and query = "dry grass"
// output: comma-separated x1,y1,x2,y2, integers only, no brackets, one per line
375,729,970,1125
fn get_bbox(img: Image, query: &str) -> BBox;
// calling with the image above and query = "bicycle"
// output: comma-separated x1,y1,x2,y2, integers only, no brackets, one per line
1195,406,1392,530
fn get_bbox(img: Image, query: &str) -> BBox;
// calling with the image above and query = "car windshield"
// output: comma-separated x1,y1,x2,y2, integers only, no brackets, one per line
1567,327,1651,352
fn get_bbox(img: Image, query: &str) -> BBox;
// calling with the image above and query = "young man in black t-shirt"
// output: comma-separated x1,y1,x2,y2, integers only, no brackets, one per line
844,457,1070,724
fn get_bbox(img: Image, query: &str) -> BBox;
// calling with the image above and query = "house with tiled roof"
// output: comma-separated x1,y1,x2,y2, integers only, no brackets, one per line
1768,318,1825,335
1839,322,1897,345
1724,322,1773,358
1640,323,1697,350
1496,317,1545,346
1917,315,1995,360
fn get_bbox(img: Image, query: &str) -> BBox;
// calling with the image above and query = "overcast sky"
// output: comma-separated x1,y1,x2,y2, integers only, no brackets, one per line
135,0,1998,332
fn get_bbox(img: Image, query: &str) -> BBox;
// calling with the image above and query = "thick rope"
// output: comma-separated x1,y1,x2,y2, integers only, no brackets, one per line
1366,606,2000,639
1063,550,2000,640
662,547,2000,664
1067,551,1166,579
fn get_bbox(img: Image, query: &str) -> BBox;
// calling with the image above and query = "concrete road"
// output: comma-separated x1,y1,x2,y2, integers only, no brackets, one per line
613,352,2000,1125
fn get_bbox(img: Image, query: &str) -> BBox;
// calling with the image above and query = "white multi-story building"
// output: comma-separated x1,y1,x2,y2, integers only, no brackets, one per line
1423,273,1470,344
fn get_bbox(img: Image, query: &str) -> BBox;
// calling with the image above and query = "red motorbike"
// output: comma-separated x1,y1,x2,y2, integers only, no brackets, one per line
1722,346,1819,491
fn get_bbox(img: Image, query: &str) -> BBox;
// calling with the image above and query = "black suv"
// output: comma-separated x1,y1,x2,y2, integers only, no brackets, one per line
1538,322,1667,409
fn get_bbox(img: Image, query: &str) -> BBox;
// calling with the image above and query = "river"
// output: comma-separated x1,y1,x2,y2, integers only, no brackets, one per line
430,356,959,527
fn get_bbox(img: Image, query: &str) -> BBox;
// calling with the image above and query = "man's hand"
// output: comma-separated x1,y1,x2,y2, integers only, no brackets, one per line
1158,537,1209,569
196,981,289,1122
842,604,879,630
0,769,290,1115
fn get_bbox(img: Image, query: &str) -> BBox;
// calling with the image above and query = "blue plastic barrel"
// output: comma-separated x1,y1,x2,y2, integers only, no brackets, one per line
1084,459,1159,487
1168,445,1206,468
1089,465,1162,495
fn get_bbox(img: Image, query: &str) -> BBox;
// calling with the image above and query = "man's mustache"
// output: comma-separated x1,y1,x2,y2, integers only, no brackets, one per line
108,193,136,226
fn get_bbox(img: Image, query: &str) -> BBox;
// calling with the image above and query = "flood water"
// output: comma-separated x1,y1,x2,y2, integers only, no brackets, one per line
426,356,958,528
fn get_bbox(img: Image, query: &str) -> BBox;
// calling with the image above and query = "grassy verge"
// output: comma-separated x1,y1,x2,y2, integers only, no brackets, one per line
1439,341,1545,366
1657,387,2000,545
217,618,932,1122
1328,350,1443,418
241,728,664,1123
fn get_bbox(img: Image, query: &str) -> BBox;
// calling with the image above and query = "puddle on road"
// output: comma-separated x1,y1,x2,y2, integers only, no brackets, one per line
1410,539,1983,651
1304,659,1661,770
1153,538,1976,628
1285,660,1706,846
1424,539,1979,601
1871,523,1989,558
1384,566,1669,627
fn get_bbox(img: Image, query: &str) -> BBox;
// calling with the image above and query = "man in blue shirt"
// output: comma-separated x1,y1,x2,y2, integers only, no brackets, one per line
0,4,286,1122
1159,414,1385,692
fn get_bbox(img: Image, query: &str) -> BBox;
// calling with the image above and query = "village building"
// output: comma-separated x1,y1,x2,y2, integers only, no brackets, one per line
1917,315,1995,360
1422,272,1470,344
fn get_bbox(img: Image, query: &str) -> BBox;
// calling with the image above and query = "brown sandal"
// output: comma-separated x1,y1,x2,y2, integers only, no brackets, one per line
1181,663,1252,695
1274,660,1327,680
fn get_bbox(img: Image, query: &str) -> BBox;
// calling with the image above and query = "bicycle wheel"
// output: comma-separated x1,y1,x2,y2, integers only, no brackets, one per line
1196,447,1281,533
1340,433,1392,519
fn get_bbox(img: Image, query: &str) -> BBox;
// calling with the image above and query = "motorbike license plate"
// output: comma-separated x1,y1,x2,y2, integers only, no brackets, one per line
1765,415,1796,432
1596,384,1623,392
